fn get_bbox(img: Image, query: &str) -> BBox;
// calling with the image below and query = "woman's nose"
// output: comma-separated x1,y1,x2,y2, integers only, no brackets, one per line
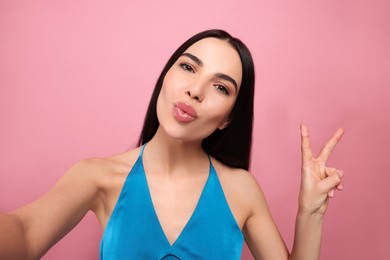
185,90,203,102
185,81,205,102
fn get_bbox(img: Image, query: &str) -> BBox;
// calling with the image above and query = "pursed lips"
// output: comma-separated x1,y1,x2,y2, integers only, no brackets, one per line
173,102,197,123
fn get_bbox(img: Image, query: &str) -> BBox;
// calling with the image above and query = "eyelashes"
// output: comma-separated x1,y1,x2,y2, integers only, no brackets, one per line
179,63,195,73
214,84,230,95
178,62,230,96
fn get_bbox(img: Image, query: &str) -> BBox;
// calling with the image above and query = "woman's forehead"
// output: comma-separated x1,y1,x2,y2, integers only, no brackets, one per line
183,38,243,87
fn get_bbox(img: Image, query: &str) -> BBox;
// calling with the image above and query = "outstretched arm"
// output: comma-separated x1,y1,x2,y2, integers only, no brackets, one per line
0,159,103,259
244,125,344,260
290,124,344,260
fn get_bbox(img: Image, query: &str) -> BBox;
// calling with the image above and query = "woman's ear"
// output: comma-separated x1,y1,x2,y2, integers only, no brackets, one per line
218,120,230,130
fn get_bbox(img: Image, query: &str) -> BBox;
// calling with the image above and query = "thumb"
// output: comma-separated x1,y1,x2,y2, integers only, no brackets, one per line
319,169,344,194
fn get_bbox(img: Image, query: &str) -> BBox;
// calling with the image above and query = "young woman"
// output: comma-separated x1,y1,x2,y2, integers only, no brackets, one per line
0,29,344,259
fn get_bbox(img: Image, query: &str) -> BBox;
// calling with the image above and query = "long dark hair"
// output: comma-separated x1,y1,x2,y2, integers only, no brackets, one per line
137,29,255,170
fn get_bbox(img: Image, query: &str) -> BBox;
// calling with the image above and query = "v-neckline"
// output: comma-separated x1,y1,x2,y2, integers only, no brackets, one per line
140,155,212,247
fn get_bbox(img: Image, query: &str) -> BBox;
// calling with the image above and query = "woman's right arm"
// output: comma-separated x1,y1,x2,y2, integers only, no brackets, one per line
0,159,105,259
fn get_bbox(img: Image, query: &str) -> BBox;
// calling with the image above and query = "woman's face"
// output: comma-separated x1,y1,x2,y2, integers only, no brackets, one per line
156,37,243,142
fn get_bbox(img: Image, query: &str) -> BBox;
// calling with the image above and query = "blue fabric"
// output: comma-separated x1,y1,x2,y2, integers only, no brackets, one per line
100,145,244,259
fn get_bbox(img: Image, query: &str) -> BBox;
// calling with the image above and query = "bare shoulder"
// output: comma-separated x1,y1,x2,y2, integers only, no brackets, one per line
76,147,143,229
5,147,143,259
51,146,142,218
210,158,264,197
212,162,289,259
210,158,267,228
62,146,142,188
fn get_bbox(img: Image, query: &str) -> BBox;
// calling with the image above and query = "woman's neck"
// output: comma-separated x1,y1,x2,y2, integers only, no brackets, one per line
142,127,209,177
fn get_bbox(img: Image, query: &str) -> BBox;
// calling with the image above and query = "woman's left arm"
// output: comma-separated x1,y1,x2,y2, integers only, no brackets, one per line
289,125,344,260
244,125,344,260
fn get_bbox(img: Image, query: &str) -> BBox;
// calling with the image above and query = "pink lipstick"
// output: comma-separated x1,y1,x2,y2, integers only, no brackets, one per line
173,102,197,123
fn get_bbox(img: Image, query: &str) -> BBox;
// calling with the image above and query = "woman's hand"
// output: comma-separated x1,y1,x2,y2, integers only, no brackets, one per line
299,124,345,215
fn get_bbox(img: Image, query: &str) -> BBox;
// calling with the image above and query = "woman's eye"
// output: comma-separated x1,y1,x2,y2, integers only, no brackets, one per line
180,63,194,73
214,84,230,95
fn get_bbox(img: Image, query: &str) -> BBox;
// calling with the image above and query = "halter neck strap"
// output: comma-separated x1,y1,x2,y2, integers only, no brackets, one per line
139,143,146,157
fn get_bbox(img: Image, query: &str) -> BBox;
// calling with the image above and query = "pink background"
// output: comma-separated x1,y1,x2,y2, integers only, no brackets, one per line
1,1,389,259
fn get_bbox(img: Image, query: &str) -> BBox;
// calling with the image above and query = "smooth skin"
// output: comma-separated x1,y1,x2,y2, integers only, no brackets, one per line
0,38,344,260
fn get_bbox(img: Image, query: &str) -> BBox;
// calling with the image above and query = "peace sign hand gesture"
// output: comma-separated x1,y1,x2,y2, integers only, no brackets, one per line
299,125,345,215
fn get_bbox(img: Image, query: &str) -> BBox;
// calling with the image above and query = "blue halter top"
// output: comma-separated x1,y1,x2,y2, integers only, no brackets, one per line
100,145,244,259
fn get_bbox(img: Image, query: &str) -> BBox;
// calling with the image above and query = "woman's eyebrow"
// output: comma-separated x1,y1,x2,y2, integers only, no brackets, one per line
181,53,203,66
215,73,238,93
181,52,238,93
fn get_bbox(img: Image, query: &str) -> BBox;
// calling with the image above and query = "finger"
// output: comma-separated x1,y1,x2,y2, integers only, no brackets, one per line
325,168,337,197
318,128,344,162
325,168,344,188
328,185,344,197
300,124,313,161
325,167,343,177
322,167,336,180
320,169,344,194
